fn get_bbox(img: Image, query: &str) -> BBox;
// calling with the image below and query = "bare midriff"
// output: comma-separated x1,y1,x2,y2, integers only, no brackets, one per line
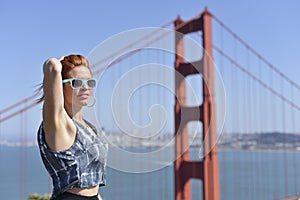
67,185,99,197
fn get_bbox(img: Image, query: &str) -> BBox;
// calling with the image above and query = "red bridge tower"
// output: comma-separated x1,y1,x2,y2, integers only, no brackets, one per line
174,8,220,200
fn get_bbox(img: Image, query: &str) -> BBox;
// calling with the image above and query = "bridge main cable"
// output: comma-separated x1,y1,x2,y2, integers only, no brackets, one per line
213,45,300,112
212,14,300,92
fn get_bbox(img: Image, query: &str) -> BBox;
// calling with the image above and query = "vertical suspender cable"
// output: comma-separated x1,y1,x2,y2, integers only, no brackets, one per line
291,86,298,193
218,21,227,200
281,76,288,196
117,58,122,200
157,45,163,200
20,112,24,200
266,61,272,200
221,50,227,198
257,59,264,199
0,113,1,165
271,69,278,199
24,102,28,198
245,48,252,199
233,34,243,200
268,66,274,199
110,51,116,200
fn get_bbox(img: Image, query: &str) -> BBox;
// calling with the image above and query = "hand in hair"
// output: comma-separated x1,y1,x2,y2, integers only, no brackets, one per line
58,56,65,62
43,58,62,74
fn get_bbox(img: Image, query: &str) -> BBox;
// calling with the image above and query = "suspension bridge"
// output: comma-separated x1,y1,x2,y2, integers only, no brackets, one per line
1,8,300,200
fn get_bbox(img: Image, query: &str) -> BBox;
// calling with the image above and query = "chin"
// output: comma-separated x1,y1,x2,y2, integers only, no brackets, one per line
80,101,89,106
73,100,89,107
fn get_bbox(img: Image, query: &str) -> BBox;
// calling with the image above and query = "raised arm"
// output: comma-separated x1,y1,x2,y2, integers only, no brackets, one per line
42,58,76,151
43,58,64,116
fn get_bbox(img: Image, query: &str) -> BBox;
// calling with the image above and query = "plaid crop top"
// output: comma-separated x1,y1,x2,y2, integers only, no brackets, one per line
37,119,108,199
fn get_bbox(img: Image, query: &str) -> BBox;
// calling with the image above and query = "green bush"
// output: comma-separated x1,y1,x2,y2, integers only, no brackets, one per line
28,193,51,200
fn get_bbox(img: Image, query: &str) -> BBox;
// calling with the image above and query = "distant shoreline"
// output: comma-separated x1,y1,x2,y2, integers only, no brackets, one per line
1,142,300,154
2,132,300,153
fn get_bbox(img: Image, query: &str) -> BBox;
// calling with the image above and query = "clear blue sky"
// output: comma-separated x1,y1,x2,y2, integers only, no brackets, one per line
0,0,299,139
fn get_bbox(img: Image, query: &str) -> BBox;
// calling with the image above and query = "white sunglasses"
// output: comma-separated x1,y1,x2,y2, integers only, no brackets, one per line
62,78,97,89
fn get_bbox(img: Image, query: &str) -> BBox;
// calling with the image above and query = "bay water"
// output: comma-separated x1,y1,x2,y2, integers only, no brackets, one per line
0,146,299,200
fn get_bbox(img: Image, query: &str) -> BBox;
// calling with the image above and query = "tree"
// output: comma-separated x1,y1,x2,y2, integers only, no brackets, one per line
27,193,51,200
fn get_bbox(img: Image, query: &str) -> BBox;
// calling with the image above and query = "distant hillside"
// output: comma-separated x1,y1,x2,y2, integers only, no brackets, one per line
1,132,300,151
218,132,300,151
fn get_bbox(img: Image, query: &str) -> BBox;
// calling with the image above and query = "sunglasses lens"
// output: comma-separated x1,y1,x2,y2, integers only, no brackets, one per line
71,79,83,88
87,79,96,88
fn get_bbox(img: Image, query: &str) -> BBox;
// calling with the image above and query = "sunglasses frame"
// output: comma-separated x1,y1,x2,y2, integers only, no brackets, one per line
62,78,97,89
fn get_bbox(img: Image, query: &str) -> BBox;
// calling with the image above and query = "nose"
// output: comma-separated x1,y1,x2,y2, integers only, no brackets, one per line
81,82,89,90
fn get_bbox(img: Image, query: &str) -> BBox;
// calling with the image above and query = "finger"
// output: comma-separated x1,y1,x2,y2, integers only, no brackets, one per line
58,56,65,61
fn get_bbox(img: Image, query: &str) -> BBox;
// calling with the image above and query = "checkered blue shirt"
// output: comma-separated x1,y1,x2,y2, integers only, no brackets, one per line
37,119,108,199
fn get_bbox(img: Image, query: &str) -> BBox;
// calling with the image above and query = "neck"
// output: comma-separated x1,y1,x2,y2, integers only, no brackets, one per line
64,103,84,122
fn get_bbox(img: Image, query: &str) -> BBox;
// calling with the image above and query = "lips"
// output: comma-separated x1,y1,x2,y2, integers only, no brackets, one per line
78,93,90,99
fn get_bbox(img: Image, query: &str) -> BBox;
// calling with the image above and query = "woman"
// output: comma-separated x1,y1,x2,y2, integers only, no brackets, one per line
37,54,108,200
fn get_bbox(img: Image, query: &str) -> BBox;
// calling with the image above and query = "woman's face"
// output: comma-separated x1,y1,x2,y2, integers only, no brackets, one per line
63,66,94,109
